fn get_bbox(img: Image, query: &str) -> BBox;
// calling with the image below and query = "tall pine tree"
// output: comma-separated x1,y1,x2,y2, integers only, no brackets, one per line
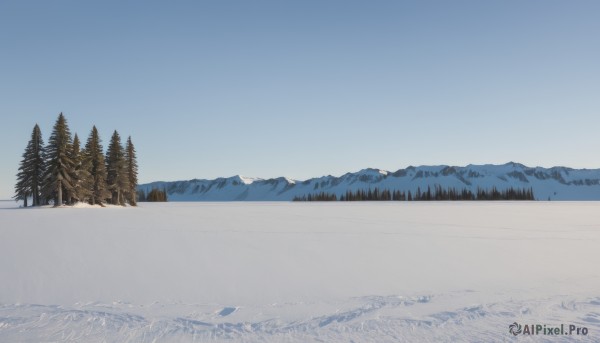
106,130,129,206
14,124,45,206
84,126,110,205
69,134,93,203
125,136,138,206
41,113,75,206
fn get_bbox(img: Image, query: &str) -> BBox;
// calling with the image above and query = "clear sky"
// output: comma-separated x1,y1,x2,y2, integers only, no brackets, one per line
1,0,599,199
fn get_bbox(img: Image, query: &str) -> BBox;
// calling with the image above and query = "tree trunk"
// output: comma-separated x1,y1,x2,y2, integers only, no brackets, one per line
57,180,62,207
23,195,28,208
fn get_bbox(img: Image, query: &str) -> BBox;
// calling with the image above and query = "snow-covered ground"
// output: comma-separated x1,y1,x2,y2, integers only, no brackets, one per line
1,201,599,342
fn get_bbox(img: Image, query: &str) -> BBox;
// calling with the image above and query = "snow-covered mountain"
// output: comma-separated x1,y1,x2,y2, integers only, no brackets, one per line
138,162,600,201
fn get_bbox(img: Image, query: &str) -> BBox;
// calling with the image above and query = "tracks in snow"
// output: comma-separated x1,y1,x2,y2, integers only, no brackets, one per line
2,293,600,342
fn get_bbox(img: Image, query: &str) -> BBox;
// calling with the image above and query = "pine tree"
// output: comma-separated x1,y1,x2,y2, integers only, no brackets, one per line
69,134,93,203
14,124,45,206
106,130,129,206
125,136,138,206
66,134,79,204
41,113,75,206
85,126,110,205
14,171,29,207
146,188,168,202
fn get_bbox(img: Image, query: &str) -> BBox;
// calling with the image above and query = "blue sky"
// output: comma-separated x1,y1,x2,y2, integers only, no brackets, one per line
1,0,600,198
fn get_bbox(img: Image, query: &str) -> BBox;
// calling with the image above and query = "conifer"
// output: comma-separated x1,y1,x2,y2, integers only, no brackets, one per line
125,136,138,206
41,113,75,206
85,126,110,205
106,130,129,205
69,134,93,203
14,124,45,206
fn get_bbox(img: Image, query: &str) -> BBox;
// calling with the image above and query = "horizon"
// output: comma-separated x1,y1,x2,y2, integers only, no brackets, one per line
2,1,600,199
3,160,599,201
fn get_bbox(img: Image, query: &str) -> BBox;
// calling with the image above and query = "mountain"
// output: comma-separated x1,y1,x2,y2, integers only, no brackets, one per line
138,162,600,201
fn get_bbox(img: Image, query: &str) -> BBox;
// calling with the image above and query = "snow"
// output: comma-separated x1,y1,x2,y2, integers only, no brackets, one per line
1,201,600,341
357,168,389,176
233,175,261,185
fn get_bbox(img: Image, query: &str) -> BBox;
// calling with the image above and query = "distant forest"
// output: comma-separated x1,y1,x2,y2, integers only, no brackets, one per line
293,186,535,201
14,113,138,207
137,188,168,202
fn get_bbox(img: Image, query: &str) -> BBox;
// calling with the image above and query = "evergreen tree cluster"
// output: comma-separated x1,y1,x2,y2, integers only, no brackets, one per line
292,191,337,201
293,186,535,202
138,188,168,202
14,113,139,207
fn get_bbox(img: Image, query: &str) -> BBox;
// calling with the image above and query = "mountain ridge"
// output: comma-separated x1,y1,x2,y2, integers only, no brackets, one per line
138,162,600,201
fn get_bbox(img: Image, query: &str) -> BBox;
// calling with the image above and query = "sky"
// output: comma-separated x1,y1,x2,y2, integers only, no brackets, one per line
1,0,600,199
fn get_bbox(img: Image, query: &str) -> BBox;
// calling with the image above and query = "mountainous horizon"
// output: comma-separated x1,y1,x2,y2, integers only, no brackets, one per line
138,162,600,201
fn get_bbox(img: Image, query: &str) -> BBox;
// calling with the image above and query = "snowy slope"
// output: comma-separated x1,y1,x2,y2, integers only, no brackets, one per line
139,162,600,201
1,201,600,342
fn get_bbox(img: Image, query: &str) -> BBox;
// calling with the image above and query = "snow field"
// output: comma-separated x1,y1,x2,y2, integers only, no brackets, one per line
1,201,599,342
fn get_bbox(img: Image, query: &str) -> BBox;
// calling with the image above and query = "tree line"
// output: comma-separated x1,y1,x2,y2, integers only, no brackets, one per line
14,113,138,207
292,186,535,201
137,188,168,202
